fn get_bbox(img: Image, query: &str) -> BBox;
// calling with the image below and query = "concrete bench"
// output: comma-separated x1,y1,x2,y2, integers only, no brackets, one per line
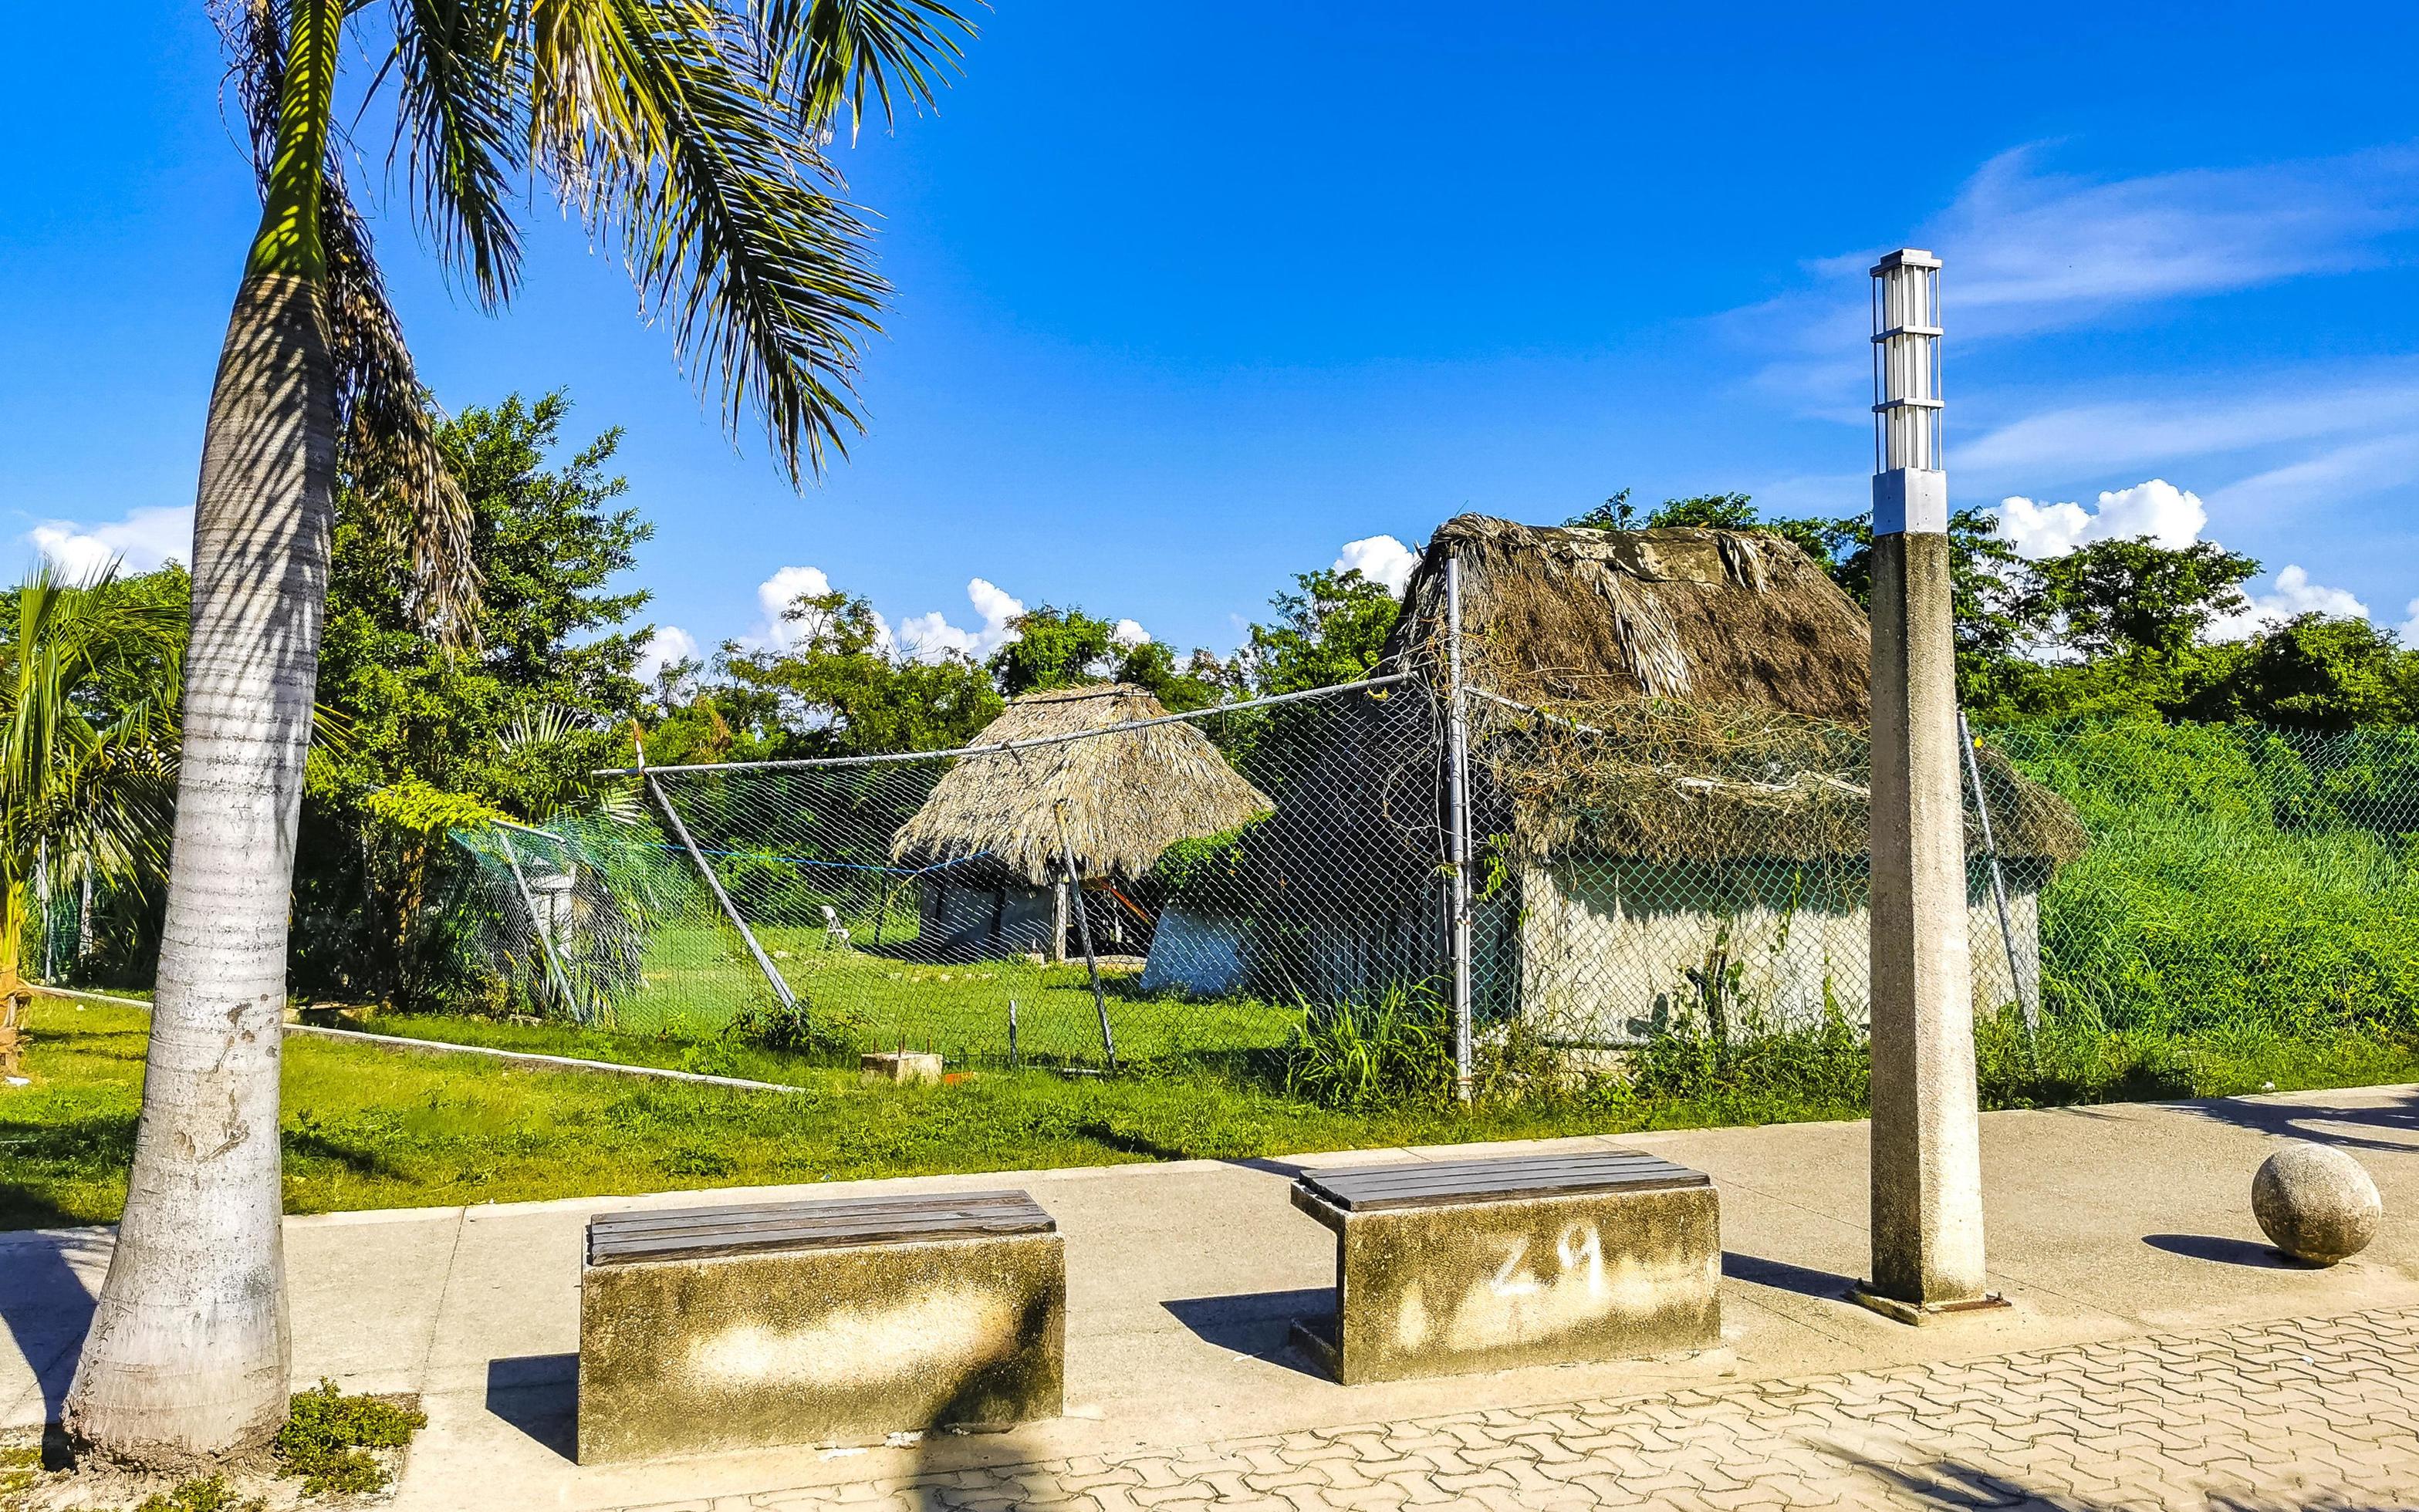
577,1190,1063,1463
1288,1149,1720,1384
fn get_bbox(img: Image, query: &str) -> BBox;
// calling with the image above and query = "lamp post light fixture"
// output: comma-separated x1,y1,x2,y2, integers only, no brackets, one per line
1854,248,2003,1325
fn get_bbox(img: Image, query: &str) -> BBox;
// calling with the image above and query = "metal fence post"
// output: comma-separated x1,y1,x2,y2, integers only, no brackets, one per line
1052,798,1120,1075
1958,710,2035,1037
492,823,581,1020
1445,551,1474,1105
644,754,799,1016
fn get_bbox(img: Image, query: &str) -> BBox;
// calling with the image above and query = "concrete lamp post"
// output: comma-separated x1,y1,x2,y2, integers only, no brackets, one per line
1852,249,2005,1325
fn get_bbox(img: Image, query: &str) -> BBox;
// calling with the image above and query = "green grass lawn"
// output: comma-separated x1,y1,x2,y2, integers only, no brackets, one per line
8,994,2418,1231
583,920,1298,1068
0,995,1623,1229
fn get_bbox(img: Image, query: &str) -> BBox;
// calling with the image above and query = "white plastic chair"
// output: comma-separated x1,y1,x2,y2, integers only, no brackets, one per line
821,904,851,950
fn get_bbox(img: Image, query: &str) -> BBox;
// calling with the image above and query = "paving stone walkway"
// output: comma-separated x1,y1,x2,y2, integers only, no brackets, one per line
615,1306,2419,1512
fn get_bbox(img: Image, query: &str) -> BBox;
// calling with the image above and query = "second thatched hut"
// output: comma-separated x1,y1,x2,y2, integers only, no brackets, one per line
890,683,1272,962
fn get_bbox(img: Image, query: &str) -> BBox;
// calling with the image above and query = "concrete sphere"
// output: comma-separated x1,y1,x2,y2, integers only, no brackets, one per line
2252,1142,2383,1264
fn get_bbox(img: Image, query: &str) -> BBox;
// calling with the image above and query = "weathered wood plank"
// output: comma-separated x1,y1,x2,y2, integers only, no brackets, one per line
586,1189,1053,1264
1298,1150,1708,1212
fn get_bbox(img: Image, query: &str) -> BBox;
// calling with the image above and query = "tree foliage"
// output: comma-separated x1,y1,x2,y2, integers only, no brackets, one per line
1570,488,2419,731
293,393,653,1006
1237,568,1402,697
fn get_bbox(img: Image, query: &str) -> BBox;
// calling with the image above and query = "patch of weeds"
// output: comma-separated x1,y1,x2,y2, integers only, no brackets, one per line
1,1442,39,1503
130,1477,263,1512
660,1144,737,1178
273,1379,425,1497
725,997,863,1059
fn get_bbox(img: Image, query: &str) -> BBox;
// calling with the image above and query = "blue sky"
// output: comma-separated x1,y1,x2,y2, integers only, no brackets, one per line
5,3,2418,670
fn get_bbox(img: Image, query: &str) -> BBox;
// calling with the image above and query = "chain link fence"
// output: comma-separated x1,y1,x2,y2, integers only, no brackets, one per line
448,683,2419,1074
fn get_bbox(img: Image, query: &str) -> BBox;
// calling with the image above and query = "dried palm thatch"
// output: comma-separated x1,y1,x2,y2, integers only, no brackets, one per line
1384,515,1871,717
1474,697,2087,866
1299,515,2085,870
891,683,1273,886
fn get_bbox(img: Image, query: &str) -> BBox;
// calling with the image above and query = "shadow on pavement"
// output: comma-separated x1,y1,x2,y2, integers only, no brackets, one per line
1722,1250,1858,1300
1162,1288,1332,1379
2141,1233,2312,1270
0,1229,107,1426
1824,1439,2403,1511
2178,1088,2419,1156
483,1352,577,1462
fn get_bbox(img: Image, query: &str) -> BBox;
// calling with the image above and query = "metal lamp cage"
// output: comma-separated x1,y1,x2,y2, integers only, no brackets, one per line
1870,250,1943,474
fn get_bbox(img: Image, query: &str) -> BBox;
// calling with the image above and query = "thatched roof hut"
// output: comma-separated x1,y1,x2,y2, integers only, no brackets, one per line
891,683,1272,886
1282,515,2084,872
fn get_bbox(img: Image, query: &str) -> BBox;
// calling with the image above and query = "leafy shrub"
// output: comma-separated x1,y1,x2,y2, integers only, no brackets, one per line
275,1379,426,1497
725,994,863,1058
1284,984,1454,1110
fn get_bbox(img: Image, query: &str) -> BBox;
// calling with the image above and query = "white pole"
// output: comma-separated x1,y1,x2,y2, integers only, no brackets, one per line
1445,552,1474,1105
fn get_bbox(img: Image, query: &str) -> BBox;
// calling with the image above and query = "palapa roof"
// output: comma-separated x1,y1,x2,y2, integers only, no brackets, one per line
1270,515,2083,877
1383,515,1871,717
891,683,1273,887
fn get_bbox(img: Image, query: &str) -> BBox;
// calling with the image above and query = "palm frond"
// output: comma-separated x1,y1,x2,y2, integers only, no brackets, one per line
392,0,529,307
323,174,485,640
215,0,486,641
748,0,970,134
0,567,187,898
533,0,886,483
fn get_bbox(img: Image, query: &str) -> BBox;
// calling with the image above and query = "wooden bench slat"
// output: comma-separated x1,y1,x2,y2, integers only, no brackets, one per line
593,1208,1049,1250
1298,1151,1708,1212
591,1193,1037,1240
590,1189,1037,1235
587,1189,1053,1265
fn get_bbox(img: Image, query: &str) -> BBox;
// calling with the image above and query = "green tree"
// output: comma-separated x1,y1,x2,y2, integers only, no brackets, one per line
293,394,653,1007
2024,536,2259,660
2179,615,2419,730
718,587,1002,756
987,606,1222,710
1238,567,1401,697
76,0,971,1462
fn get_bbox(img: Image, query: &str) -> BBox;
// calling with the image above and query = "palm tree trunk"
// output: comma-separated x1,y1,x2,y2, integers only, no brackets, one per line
65,0,342,1466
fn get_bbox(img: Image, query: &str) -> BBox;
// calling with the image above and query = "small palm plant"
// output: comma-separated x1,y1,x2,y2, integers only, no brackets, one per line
0,568,184,1067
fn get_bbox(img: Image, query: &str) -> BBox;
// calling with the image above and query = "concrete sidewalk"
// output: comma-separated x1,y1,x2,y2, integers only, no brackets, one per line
5,1085,2416,1510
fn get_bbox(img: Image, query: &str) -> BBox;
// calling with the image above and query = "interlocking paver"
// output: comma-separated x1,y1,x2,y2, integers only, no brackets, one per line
607,1306,2419,1512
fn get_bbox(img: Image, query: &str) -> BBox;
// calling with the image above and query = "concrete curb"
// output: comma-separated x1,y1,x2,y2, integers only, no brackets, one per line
29,984,807,1097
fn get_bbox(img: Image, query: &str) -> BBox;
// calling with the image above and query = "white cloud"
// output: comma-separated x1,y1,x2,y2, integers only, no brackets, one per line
2209,565,2372,642
1110,618,1150,646
753,565,833,646
1334,535,1419,593
1927,146,2418,332
897,577,1026,663
2400,600,2419,646
1990,478,2373,643
636,624,699,683
1992,479,2207,559
27,504,194,579
743,564,897,652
